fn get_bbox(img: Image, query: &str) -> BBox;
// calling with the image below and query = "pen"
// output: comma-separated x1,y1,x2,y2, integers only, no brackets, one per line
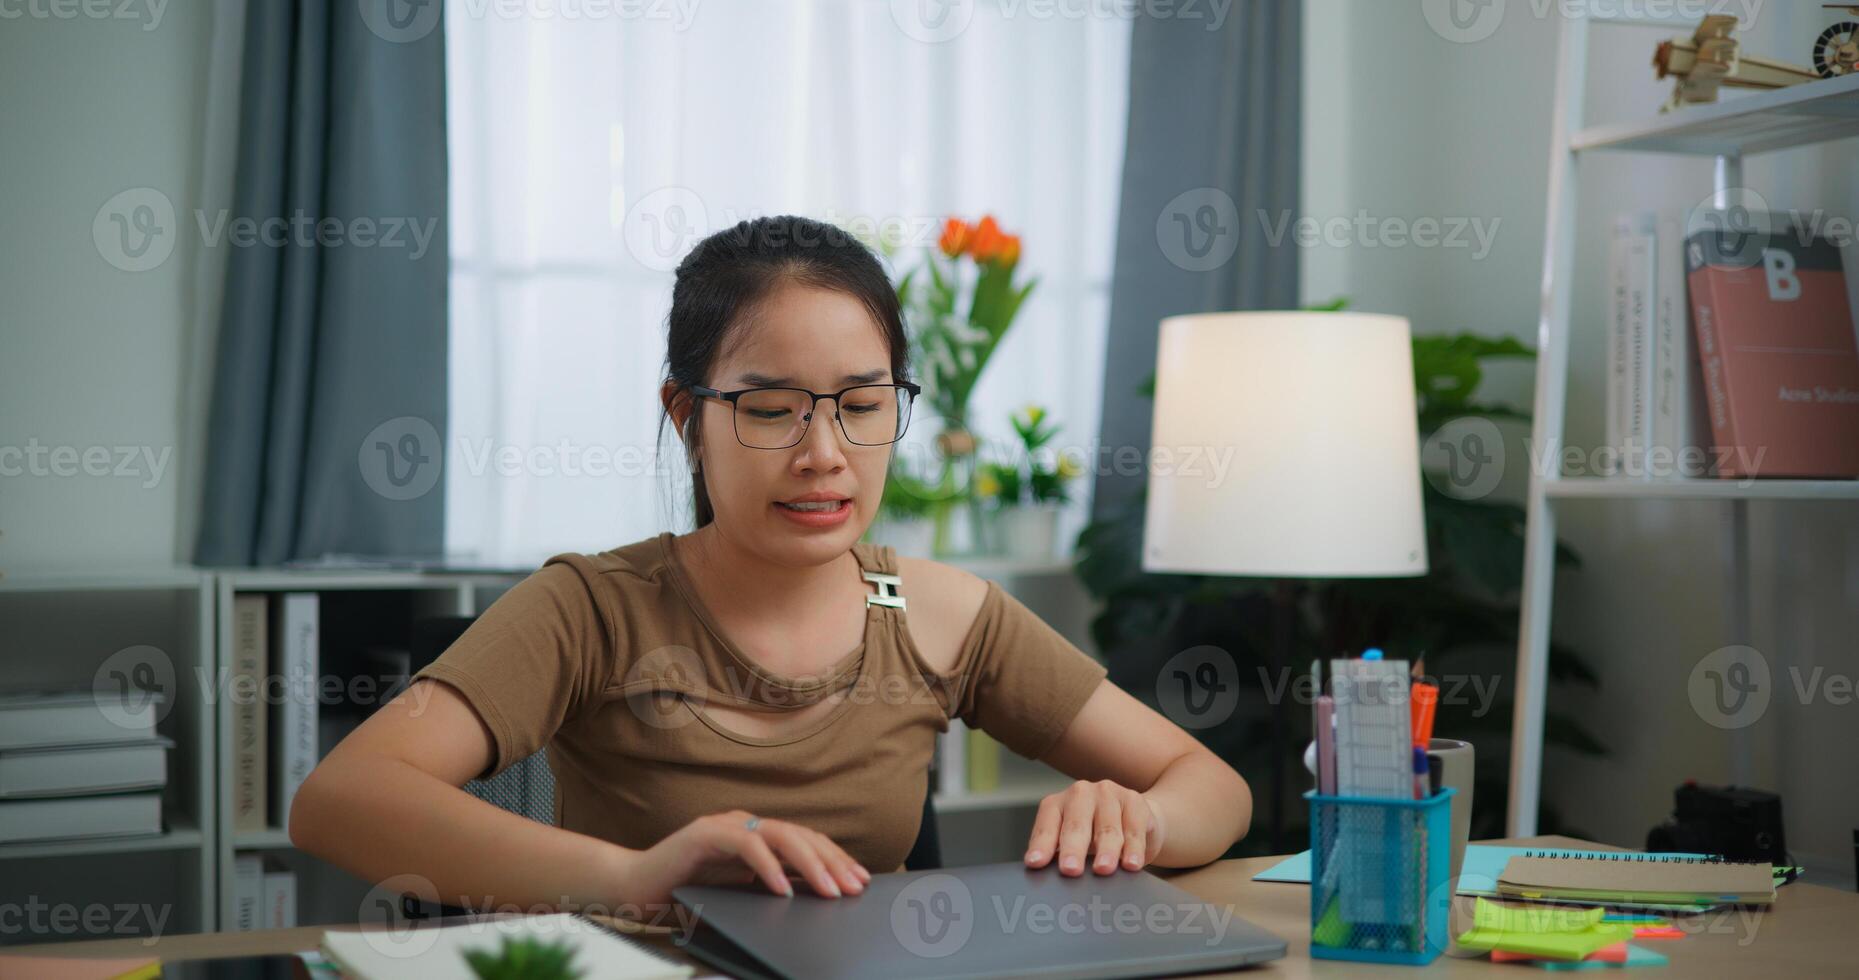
1412,745,1428,800
1410,682,1438,748
1316,695,1336,795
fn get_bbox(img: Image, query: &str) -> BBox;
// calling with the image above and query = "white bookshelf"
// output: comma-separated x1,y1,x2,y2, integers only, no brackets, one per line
1511,14,1859,836
0,570,217,942
208,568,525,932
3,552,1092,941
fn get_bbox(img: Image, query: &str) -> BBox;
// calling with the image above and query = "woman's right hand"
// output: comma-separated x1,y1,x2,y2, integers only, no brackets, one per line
619,809,871,909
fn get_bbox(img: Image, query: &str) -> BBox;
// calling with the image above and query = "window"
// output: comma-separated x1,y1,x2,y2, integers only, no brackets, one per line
446,0,1129,563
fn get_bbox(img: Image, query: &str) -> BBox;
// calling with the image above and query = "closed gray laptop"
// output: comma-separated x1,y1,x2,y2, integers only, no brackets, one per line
673,861,1286,979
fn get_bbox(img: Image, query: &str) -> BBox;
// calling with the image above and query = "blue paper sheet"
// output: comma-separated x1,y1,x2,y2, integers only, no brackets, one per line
1535,943,1670,970
1253,845,1709,898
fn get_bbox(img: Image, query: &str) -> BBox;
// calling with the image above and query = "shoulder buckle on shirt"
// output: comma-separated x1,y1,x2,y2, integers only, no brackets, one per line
862,570,905,610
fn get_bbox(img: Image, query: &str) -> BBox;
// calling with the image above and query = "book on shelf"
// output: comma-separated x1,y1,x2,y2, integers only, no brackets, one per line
0,737,172,798
272,592,319,835
1653,211,1713,462
262,863,297,929
0,688,164,750
232,593,269,832
1606,212,1658,476
232,853,264,932
1686,214,1859,478
0,791,164,845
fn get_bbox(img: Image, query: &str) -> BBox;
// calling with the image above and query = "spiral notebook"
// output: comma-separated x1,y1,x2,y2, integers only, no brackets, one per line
1497,852,1775,906
320,913,693,980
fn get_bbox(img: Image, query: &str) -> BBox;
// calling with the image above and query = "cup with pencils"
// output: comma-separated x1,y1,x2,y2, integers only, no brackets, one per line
1305,649,1457,966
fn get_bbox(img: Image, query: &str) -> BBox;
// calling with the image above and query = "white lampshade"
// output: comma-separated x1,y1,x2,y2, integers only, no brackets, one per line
1141,311,1428,578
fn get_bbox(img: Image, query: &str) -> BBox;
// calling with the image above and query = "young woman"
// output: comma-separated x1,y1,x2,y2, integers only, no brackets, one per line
291,215,1252,916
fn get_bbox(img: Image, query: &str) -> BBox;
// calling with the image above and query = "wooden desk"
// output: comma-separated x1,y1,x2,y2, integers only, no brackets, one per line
12,837,1853,978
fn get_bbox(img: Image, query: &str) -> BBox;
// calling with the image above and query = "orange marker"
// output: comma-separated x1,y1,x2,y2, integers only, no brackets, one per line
1410,682,1438,747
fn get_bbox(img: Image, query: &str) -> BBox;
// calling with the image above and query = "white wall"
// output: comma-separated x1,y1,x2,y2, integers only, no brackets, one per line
0,2,224,572
1304,0,1858,882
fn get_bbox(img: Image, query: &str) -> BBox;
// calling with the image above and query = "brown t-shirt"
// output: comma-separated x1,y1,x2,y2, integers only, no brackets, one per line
410,531,1107,873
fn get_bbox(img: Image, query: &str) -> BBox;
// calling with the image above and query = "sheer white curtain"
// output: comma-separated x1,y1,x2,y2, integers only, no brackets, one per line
445,0,1130,564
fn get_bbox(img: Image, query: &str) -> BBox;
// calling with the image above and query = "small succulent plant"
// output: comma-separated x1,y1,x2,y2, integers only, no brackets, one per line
461,934,584,980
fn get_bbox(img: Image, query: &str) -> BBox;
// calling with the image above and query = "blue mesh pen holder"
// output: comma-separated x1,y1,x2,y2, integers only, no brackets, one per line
1306,788,1455,965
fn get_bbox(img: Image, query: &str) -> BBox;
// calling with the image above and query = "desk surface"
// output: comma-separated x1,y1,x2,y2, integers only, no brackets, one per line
11,836,1853,978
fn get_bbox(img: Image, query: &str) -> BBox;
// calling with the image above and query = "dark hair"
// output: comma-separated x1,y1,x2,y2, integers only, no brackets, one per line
659,215,913,529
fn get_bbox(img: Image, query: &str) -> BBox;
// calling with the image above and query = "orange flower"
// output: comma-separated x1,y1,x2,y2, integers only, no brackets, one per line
968,215,1005,263
938,217,969,258
996,234,1020,267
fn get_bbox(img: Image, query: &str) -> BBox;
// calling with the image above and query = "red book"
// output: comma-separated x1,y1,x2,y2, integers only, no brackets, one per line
1686,220,1859,478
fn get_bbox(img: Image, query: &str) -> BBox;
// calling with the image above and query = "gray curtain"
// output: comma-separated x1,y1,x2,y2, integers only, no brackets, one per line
1090,1,1302,526
195,0,449,566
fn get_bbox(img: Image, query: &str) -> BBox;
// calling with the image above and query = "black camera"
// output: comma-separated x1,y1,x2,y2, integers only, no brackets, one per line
1646,781,1788,865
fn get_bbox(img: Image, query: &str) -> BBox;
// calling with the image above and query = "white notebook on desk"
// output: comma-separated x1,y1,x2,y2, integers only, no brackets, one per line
320,912,692,980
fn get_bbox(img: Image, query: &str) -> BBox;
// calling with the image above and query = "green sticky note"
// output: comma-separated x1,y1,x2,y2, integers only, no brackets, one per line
1473,898,1605,934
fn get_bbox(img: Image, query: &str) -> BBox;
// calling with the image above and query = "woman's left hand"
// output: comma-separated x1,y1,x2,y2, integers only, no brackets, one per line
1024,779,1164,876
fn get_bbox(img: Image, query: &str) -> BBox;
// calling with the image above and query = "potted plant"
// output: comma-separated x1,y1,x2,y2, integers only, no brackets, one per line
978,405,1079,561
895,215,1038,556
867,463,945,558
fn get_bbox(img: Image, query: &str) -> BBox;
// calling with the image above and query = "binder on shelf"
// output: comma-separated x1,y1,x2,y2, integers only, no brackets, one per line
271,593,319,835
232,593,269,832
232,853,264,932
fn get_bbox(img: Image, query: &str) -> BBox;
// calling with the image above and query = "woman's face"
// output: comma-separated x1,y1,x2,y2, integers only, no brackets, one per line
684,281,897,567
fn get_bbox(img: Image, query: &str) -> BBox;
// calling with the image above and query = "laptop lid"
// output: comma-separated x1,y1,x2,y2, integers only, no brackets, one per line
673,861,1286,980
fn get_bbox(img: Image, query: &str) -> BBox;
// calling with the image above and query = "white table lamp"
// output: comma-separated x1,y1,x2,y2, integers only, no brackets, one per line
1141,311,1429,578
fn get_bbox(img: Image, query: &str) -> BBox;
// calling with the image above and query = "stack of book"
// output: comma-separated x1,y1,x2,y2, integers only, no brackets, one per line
0,689,172,845
229,591,321,838
1606,208,1859,480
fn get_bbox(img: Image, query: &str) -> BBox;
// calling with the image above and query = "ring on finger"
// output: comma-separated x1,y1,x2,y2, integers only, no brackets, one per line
745,815,762,832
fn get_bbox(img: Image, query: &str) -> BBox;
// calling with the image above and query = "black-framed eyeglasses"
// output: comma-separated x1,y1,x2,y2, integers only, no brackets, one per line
688,381,922,450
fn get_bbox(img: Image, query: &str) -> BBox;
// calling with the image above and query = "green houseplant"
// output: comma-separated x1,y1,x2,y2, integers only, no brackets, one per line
977,404,1081,559
892,215,1038,555
1072,303,1601,848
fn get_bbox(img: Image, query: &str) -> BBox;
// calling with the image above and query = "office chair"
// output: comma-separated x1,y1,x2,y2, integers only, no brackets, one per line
400,616,941,919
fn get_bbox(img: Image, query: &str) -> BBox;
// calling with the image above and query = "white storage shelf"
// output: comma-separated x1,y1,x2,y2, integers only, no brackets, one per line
0,574,217,941
5,555,1088,940
1509,18,1859,837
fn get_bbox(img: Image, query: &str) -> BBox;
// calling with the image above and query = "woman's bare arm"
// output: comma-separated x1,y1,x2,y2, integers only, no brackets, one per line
289,679,629,912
